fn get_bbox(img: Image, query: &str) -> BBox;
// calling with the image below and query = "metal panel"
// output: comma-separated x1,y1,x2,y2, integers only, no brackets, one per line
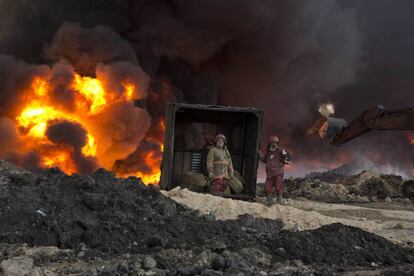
160,103,176,190
191,152,202,172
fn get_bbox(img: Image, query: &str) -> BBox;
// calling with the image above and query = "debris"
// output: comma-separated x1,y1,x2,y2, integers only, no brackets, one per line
36,210,47,216
0,256,34,276
143,256,157,269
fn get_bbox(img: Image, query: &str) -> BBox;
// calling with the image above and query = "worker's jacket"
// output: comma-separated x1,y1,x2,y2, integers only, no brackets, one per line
259,148,287,177
207,146,234,180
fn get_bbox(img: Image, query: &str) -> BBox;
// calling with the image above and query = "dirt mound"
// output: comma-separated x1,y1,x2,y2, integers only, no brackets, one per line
0,160,29,175
305,163,357,183
286,170,409,202
0,165,413,273
266,223,413,267
0,168,282,255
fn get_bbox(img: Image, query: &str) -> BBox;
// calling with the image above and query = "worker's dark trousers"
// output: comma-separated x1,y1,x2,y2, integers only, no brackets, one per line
264,174,284,195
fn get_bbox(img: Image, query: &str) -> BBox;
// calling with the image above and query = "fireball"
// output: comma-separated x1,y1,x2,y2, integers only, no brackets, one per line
11,62,162,184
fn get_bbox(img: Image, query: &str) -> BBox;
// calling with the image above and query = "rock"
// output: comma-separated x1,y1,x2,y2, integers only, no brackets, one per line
0,256,34,276
384,197,392,202
143,256,157,269
276,247,286,255
211,241,227,253
130,259,142,270
134,269,146,276
201,269,223,276
292,259,304,267
355,196,370,203
370,196,378,202
258,255,271,267
402,198,411,204
76,175,96,190
118,263,129,273
258,272,268,276
211,254,226,271
177,264,203,275
200,250,212,266
393,223,403,229
146,235,164,247
395,198,405,203
23,246,61,257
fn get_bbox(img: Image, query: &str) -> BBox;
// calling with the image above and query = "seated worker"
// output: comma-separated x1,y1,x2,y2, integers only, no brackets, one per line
259,135,291,206
207,134,234,194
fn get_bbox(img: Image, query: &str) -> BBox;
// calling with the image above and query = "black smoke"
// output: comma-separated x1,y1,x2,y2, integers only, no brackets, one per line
0,0,413,177
46,120,99,173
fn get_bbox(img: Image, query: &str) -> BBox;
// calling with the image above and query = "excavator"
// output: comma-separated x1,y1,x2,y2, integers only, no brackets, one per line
308,105,414,199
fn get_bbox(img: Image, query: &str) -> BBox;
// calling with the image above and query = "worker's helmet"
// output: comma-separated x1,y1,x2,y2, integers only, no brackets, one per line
268,135,279,152
269,135,279,144
215,134,226,144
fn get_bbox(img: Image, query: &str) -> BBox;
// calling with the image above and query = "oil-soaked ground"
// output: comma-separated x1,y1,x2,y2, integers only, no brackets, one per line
0,167,413,275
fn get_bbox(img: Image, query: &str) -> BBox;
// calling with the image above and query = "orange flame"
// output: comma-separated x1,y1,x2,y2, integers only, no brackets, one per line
118,119,165,184
72,75,107,114
12,67,162,184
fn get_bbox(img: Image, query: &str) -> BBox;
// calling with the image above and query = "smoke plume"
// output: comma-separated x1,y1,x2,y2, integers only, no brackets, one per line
0,0,413,177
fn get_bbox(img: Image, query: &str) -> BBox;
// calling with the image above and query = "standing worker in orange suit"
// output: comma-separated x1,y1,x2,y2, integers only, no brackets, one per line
259,135,291,206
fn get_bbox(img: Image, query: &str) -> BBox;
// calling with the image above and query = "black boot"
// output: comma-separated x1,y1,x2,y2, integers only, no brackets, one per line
266,194,273,206
277,194,284,205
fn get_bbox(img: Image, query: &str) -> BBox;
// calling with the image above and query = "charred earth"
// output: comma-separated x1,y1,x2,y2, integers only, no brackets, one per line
0,161,413,275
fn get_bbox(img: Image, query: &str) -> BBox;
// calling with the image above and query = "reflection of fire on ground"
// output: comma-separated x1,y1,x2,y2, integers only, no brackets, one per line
3,61,165,185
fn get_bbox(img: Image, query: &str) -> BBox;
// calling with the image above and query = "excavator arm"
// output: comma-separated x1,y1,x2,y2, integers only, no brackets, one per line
309,105,414,198
309,105,414,197
309,105,414,146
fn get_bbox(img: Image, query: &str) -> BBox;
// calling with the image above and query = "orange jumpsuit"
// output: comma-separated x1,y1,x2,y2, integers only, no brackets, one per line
260,148,286,196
